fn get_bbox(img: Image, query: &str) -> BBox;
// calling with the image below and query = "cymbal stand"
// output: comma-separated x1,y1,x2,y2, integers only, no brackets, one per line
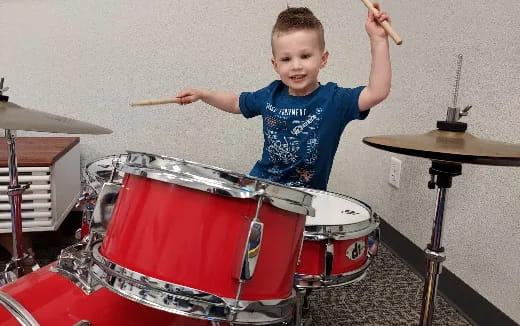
421,54,471,325
5,130,31,278
1,78,30,278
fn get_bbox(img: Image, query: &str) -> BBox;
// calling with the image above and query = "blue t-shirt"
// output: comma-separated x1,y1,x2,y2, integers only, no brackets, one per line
239,80,368,190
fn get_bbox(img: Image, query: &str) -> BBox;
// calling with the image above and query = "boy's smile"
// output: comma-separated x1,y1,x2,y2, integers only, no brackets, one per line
272,29,329,96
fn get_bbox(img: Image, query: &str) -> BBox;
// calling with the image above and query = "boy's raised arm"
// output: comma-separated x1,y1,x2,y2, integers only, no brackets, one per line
176,88,241,114
358,2,392,112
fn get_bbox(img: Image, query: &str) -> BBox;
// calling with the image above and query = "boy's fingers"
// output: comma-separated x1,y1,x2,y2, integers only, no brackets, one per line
180,95,197,105
176,90,190,98
378,12,390,24
368,9,375,21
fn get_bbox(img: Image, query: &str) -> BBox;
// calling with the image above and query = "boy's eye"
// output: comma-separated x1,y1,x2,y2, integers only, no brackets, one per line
302,54,311,59
280,57,290,62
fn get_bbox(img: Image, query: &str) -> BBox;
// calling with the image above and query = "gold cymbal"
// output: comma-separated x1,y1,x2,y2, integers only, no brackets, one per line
0,101,112,135
363,130,520,166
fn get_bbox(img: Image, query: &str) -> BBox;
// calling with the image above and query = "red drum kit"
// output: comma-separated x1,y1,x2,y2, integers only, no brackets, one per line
1,52,520,326
0,77,381,325
68,152,379,325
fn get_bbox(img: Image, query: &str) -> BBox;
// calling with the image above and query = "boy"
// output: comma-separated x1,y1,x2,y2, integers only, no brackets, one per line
176,5,391,190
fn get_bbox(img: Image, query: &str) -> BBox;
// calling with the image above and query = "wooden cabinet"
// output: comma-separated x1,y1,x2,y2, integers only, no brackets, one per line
0,137,80,232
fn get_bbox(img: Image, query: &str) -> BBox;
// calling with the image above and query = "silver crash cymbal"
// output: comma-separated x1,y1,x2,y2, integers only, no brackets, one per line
363,129,520,166
0,101,112,134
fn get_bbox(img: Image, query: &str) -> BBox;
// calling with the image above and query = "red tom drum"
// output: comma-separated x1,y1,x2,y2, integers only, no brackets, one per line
92,152,313,324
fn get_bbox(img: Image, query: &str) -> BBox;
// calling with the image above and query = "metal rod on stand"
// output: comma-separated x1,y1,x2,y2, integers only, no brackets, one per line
420,187,447,325
5,129,28,277
420,161,461,325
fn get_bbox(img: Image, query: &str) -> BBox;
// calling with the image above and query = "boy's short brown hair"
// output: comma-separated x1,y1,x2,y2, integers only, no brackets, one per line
271,7,325,51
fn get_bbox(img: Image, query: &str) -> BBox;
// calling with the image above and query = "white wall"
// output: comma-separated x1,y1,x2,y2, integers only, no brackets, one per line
1,0,519,322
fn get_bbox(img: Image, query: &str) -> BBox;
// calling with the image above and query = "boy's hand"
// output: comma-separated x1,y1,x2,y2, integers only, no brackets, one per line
365,2,390,41
175,88,205,105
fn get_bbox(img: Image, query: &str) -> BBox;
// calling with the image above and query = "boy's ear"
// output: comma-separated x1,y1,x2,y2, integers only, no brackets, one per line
271,57,279,73
320,50,329,68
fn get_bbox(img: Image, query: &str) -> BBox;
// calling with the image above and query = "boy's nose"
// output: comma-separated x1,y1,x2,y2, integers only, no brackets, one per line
292,60,303,70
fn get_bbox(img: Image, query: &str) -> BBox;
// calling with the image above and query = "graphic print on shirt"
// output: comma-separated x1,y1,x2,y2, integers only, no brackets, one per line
266,130,300,164
263,103,323,185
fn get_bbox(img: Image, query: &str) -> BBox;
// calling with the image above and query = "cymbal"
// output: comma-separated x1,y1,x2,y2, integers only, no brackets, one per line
0,101,112,135
363,130,520,166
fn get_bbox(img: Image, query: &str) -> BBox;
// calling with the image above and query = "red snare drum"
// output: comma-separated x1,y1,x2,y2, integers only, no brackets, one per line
92,152,313,324
0,265,215,326
295,190,379,289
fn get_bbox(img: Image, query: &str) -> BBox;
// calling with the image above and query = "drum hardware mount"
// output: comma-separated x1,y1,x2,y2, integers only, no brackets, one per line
51,238,103,295
108,155,125,183
75,191,97,241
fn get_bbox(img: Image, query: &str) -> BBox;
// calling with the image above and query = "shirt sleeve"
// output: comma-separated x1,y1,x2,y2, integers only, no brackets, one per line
335,85,369,124
239,81,279,118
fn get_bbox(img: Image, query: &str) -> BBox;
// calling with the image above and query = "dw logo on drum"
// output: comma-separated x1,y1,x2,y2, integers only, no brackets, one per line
341,209,360,215
346,240,366,260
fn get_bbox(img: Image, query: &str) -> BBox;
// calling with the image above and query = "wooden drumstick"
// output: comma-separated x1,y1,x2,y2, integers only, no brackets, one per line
360,0,403,45
130,97,182,107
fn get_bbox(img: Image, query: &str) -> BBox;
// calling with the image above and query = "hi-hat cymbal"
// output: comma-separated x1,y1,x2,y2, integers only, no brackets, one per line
363,130,520,166
0,101,112,135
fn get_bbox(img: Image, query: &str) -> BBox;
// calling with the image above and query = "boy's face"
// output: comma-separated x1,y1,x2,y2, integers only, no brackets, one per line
271,29,329,96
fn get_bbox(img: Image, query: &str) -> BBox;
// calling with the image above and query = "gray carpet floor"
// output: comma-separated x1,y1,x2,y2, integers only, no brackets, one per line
1,216,471,326
306,244,471,325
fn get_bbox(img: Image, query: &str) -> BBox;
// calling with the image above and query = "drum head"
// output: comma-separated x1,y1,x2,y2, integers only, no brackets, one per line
302,189,371,226
84,154,127,193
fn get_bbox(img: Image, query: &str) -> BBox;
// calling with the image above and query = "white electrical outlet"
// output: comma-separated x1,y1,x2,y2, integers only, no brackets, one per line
389,157,402,188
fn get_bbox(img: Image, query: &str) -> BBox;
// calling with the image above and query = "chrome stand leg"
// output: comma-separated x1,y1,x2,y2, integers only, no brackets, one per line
296,289,312,326
420,161,461,326
294,289,304,326
5,130,29,278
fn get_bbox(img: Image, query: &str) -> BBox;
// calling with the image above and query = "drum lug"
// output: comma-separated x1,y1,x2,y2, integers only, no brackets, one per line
232,192,265,311
233,191,265,280
368,227,381,258
325,242,334,276
236,220,264,281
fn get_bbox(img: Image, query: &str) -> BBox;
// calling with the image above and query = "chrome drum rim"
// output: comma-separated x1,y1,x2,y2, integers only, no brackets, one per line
121,151,315,216
89,242,296,325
